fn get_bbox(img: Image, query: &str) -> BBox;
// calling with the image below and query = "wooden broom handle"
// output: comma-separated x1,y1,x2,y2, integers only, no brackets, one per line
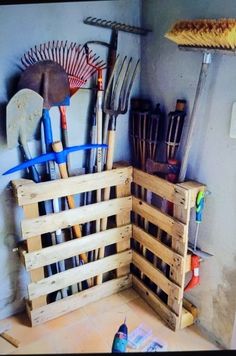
52,141,87,263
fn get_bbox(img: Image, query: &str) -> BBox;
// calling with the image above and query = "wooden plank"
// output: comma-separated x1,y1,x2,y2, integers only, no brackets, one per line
28,275,132,326
21,196,132,240
180,307,195,329
132,196,187,241
132,275,178,331
133,225,185,276
13,166,133,206
167,182,192,319
23,225,132,271
133,168,188,207
28,250,132,300
23,204,47,309
116,181,131,278
176,181,206,208
132,251,182,303
183,298,198,320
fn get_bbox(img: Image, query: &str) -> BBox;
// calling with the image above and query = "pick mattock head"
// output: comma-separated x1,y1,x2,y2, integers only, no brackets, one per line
104,55,140,120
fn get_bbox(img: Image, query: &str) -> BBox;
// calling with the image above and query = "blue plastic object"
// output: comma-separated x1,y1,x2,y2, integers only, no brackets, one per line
3,143,108,176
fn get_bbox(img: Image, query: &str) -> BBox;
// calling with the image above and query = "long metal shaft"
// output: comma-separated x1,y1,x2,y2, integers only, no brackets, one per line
178,52,212,182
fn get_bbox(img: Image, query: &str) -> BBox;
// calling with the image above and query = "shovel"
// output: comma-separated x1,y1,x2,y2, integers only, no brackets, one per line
7,88,44,183
17,59,71,298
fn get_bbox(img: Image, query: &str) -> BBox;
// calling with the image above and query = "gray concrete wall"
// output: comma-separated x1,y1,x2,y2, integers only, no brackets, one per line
141,0,236,349
0,0,141,320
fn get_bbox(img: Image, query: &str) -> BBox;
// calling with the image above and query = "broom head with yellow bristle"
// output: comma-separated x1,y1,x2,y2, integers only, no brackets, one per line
165,18,236,49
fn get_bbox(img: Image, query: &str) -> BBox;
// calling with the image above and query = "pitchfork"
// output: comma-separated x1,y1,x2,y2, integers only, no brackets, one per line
95,55,140,284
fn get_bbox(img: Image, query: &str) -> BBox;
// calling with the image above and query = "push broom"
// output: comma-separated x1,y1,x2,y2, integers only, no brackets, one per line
165,18,236,182
163,18,232,291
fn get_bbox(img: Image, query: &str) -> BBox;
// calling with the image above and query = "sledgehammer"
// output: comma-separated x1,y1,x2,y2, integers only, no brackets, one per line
0,322,20,348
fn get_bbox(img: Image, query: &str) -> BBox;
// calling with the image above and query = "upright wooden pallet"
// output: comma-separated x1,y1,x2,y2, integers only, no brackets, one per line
131,167,204,330
12,164,205,330
12,165,133,326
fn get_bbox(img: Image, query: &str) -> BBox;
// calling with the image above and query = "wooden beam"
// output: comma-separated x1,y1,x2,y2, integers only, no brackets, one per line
21,196,132,240
28,250,132,300
116,180,131,278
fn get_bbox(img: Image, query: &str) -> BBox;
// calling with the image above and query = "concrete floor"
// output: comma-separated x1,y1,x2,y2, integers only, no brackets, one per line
0,288,221,354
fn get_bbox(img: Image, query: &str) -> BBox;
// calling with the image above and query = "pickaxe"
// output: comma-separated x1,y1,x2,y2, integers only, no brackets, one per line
3,143,107,176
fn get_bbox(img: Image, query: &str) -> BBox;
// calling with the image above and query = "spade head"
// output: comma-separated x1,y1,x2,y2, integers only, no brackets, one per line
7,88,44,149
18,60,70,109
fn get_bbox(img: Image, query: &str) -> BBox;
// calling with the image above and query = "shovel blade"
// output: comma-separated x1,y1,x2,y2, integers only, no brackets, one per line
17,60,70,109
6,89,44,149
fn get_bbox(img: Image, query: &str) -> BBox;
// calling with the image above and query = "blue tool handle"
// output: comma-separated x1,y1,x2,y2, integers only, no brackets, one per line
196,191,205,223
42,108,53,150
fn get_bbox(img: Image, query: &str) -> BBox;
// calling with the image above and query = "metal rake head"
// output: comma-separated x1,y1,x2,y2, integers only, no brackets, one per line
104,55,140,118
21,40,106,93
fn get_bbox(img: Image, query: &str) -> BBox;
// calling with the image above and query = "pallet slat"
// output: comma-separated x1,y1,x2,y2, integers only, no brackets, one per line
132,225,185,277
13,166,133,206
133,168,188,207
28,275,132,326
132,275,178,330
28,250,132,300
23,225,132,271
132,196,187,241
22,196,132,239
132,251,182,302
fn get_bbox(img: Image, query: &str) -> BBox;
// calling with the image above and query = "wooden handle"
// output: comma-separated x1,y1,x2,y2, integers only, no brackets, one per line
52,141,87,263
1,332,20,348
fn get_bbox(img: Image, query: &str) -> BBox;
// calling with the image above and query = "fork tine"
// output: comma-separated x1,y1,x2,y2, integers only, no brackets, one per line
103,55,120,113
121,58,140,113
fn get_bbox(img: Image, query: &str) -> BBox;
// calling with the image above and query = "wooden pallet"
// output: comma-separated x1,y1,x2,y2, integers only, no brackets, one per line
12,163,204,330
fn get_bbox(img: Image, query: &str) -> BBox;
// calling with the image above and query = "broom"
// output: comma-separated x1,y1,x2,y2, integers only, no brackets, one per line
165,18,236,182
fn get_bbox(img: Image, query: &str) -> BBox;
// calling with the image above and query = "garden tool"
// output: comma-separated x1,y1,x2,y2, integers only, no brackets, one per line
21,41,106,172
95,55,140,285
83,16,151,164
84,43,107,238
0,322,20,348
6,88,43,183
17,59,72,299
6,87,64,298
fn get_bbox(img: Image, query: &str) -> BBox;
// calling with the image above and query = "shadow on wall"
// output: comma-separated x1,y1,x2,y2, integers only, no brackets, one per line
212,256,236,348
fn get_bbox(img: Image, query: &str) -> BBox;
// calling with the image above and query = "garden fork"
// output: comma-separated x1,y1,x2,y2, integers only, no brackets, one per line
95,55,140,284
